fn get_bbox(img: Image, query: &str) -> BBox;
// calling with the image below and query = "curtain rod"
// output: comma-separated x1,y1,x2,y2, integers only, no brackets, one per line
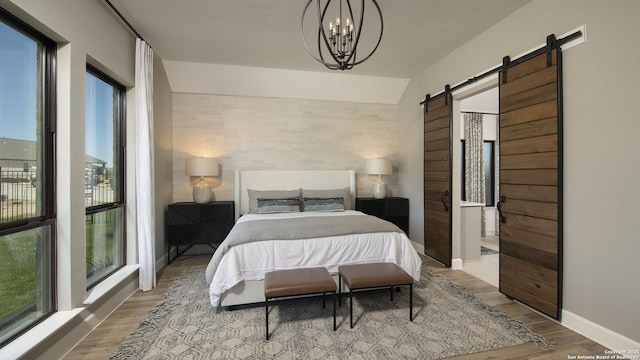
104,0,146,42
420,30,582,106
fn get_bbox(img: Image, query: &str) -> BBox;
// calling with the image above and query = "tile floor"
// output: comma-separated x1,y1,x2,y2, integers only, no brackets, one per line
462,235,499,287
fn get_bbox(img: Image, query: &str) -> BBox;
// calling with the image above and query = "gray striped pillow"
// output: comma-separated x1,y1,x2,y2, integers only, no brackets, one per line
303,197,345,212
256,197,301,214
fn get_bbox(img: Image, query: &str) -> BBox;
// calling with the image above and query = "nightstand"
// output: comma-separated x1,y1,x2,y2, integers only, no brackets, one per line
355,197,409,236
166,201,234,263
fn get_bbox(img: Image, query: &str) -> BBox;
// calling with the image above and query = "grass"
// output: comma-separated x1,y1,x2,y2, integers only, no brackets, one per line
0,229,38,319
0,211,120,320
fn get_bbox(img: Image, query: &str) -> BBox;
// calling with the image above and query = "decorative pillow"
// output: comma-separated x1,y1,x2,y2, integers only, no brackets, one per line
303,196,345,212
247,189,300,214
256,197,301,214
302,188,352,210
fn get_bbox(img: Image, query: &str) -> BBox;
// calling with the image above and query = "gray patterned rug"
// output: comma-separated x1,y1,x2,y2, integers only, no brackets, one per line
111,265,546,359
481,246,499,255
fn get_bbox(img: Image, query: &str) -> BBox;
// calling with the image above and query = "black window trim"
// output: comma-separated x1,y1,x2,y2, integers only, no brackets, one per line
85,63,126,210
84,63,127,290
0,6,57,348
0,8,57,231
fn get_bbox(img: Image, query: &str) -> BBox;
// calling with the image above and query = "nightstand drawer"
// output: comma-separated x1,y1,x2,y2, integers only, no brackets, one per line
167,201,235,262
355,197,409,236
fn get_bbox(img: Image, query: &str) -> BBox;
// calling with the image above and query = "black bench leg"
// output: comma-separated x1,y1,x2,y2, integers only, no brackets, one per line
323,293,326,308
349,290,353,328
338,275,342,306
333,291,337,331
265,299,269,340
390,286,394,302
410,284,413,322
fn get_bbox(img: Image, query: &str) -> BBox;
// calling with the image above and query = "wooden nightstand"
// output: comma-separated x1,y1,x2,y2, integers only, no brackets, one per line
355,197,409,236
166,201,234,263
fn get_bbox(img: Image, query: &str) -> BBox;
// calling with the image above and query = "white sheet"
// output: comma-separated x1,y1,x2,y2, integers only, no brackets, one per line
208,211,422,306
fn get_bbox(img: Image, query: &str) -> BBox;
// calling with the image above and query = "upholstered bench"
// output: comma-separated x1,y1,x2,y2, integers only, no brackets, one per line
264,267,337,340
338,263,414,328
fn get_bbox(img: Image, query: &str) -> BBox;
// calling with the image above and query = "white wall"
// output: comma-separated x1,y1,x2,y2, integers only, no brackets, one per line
398,0,639,348
153,56,174,264
163,60,409,105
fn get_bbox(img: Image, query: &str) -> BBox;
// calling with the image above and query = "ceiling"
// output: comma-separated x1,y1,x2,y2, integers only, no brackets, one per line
108,0,531,79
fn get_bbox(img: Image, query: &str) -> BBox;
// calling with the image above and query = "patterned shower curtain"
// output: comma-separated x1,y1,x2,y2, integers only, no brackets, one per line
464,112,486,237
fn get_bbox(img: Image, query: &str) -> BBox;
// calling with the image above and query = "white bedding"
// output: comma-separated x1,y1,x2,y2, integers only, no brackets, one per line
207,210,422,306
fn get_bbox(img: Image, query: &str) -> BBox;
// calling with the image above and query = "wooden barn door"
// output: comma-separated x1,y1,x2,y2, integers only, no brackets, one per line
498,37,563,319
424,89,453,267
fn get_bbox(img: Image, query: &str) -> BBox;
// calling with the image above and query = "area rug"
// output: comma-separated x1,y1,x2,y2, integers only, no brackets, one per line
481,246,499,255
111,265,545,359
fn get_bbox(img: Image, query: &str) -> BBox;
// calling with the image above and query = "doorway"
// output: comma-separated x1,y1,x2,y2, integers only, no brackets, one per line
459,87,500,287
453,81,500,287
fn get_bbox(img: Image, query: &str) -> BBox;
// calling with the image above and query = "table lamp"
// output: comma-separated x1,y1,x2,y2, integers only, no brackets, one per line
366,158,392,199
185,157,218,204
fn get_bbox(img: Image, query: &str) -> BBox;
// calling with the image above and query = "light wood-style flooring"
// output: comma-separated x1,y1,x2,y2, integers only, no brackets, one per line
64,255,609,359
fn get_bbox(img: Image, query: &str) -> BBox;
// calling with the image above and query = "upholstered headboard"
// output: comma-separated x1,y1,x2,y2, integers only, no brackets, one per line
234,170,356,220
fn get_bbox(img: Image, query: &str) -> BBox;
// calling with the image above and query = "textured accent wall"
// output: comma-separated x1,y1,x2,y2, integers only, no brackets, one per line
172,93,399,203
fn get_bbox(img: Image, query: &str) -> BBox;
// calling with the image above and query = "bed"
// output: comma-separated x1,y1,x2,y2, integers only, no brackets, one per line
204,170,422,308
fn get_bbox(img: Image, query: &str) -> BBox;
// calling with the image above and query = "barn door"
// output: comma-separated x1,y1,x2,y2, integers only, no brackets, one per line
498,37,563,319
424,88,453,267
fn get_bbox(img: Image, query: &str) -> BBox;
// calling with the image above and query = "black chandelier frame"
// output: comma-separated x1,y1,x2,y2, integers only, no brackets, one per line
301,0,384,70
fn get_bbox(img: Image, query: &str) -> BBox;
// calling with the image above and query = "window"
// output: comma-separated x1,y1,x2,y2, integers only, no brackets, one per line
0,9,56,347
85,65,125,288
461,140,495,207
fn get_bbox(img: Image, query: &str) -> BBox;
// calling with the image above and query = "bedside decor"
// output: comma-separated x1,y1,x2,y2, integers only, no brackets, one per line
366,158,392,199
185,157,218,204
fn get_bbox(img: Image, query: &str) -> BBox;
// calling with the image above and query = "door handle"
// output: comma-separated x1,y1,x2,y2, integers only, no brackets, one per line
440,190,449,212
496,195,507,223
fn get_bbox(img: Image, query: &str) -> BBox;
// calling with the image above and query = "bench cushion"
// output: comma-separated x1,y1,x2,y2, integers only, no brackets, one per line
339,263,413,289
264,267,335,299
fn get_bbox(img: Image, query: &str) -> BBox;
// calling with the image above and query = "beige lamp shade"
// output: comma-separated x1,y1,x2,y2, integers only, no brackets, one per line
185,157,218,203
366,158,392,175
185,157,219,177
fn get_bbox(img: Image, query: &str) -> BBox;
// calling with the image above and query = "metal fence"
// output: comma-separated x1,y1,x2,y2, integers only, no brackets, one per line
0,169,37,224
84,167,115,207
0,168,115,224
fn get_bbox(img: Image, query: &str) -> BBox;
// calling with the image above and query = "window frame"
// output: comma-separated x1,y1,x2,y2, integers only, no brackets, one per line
84,64,127,289
0,7,57,348
460,139,496,207
484,140,495,207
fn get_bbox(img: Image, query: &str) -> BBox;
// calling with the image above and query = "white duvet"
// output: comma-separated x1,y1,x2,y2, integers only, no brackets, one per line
207,210,423,306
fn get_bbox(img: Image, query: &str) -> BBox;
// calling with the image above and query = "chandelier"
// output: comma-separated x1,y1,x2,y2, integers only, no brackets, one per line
301,0,383,71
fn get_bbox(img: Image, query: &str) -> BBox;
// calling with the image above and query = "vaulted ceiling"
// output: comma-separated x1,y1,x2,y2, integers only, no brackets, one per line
108,0,531,79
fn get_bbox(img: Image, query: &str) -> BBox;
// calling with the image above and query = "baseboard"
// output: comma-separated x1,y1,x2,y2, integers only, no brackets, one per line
411,240,424,254
561,310,640,351
156,254,167,273
451,258,463,270
410,241,460,269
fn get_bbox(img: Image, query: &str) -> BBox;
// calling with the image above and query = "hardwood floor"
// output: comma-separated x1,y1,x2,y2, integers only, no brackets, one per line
64,255,609,359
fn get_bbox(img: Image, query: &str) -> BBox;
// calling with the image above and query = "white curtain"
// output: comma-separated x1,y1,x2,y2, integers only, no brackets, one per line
464,112,486,237
135,38,156,291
